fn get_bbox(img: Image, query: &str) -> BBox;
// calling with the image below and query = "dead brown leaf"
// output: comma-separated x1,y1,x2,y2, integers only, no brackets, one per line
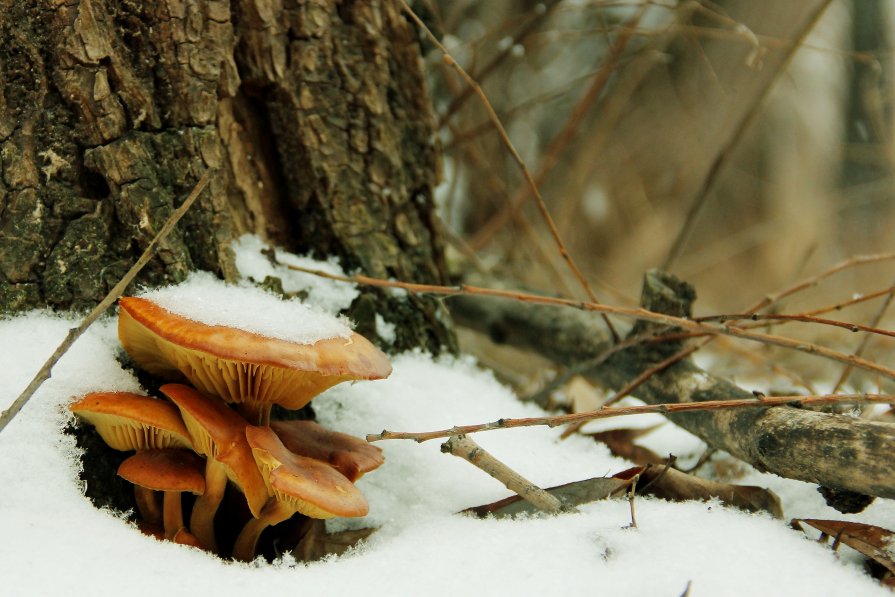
462,463,781,520
291,519,376,562
624,464,783,519
793,519,895,577
463,475,633,518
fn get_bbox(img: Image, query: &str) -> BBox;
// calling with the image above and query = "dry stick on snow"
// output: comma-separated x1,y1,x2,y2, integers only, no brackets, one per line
368,393,893,444
642,257,895,402
553,296,895,428
625,471,640,529
0,169,213,435
441,434,562,514
280,262,895,384
400,0,620,342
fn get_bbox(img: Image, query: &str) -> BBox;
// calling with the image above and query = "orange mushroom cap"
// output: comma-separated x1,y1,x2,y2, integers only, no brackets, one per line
117,449,206,494
270,420,384,482
118,296,392,412
118,449,206,542
246,426,369,519
69,392,191,451
159,384,268,518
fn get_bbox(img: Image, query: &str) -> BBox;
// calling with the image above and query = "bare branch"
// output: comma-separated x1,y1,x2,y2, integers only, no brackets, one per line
280,261,895,383
369,393,893,443
399,0,620,341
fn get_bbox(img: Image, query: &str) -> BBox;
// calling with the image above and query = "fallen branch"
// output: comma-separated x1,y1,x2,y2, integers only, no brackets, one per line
0,169,213,435
450,271,895,500
441,434,562,514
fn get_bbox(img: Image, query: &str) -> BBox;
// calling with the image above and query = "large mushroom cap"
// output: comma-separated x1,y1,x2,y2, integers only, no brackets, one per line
270,420,384,482
69,392,191,451
118,296,392,412
246,426,369,519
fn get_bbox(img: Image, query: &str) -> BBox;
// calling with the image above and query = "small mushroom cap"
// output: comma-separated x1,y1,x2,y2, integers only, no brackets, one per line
117,449,206,494
270,420,384,481
69,392,191,451
159,384,268,517
118,296,391,411
246,426,369,519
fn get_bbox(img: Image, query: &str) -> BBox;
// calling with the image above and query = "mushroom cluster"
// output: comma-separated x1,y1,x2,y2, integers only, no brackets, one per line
70,290,391,560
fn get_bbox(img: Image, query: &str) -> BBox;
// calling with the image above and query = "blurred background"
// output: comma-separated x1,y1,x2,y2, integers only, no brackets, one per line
419,0,895,390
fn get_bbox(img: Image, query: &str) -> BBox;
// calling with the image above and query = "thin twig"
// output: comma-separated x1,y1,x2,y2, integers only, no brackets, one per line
802,285,895,317
400,0,620,342
438,0,563,125
467,7,645,256
833,277,895,392
441,434,562,513
625,471,640,528
746,252,895,314
696,312,895,339
525,326,682,407
660,3,833,270
560,342,701,438
623,253,895,415
368,393,892,443
281,261,895,383
0,169,213,435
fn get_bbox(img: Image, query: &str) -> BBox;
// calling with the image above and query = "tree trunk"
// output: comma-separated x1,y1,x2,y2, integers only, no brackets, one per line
0,0,455,352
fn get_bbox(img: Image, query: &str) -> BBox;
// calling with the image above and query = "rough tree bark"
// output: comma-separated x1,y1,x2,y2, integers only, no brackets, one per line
0,0,455,352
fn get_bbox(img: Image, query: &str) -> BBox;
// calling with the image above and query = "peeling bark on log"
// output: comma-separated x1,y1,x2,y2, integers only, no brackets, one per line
0,0,454,352
450,272,895,500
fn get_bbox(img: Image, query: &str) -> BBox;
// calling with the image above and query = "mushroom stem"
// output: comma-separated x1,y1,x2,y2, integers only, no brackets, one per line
231,500,294,561
190,460,228,553
162,491,185,539
172,527,205,549
134,486,162,525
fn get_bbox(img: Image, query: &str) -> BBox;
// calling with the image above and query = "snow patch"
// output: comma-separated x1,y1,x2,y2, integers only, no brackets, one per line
232,234,359,314
137,271,352,344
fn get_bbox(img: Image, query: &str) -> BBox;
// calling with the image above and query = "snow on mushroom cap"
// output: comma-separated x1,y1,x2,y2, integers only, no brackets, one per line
136,272,352,345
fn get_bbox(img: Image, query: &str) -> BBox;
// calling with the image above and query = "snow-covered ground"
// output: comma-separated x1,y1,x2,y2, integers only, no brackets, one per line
0,236,891,596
